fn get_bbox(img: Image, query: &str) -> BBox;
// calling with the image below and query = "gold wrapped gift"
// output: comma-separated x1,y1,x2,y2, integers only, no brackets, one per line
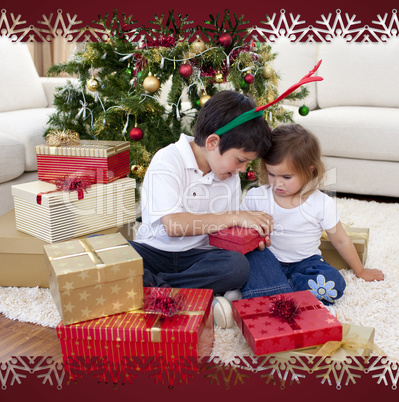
311,323,384,360
44,232,143,325
273,323,383,365
320,227,369,269
0,209,133,288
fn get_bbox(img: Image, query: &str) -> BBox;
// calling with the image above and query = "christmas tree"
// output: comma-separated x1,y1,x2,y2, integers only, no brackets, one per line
46,9,308,188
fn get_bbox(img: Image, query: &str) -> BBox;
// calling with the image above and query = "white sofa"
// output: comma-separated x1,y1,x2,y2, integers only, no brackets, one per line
0,38,70,216
271,37,399,198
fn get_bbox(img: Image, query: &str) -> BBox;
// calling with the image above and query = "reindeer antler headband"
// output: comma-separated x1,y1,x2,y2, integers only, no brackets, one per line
215,60,323,136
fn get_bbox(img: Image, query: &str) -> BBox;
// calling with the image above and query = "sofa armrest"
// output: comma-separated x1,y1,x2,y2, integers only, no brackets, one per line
39,77,79,107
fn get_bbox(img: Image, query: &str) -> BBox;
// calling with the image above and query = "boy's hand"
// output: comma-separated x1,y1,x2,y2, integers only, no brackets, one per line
237,210,273,237
357,268,384,282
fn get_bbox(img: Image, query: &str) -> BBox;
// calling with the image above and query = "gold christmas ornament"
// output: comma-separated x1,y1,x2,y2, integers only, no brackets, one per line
262,65,274,79
191,37,206,54
86,76,100,92
143,72,160,93
215,71,224,83
45,129,80,147
131,164,146,179
199,94,211,107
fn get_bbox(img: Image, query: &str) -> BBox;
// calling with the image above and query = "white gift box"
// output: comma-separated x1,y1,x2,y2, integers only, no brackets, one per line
12,177,136,243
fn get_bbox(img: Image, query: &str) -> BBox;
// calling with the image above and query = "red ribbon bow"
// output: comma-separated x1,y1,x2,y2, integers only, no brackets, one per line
36,175,92,205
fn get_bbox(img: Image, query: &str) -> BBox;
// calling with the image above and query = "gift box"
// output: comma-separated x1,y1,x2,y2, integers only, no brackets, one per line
11,177,136,243
44,232,143,325
274,323,383,364
320,227,369,269
232,291,342,356
208,227,265,254
35,140,130,184
56,287,214,362
0,209,131,288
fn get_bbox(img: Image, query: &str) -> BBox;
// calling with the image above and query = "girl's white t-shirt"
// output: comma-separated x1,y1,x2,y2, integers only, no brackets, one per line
241,186,339,263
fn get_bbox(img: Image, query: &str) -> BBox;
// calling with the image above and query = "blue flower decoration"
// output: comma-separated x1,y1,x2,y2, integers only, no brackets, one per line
308,275,337,303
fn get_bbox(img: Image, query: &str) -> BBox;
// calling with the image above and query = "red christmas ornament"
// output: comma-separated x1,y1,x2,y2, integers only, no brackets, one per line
129,127,143,141
246,170,257,181
218,33,232,48
179,63,193,78
244,73,255,84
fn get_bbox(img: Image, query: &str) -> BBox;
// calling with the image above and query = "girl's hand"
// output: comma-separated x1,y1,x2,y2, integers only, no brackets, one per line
237,210,273,237
357,268,384,282
257,235,271,251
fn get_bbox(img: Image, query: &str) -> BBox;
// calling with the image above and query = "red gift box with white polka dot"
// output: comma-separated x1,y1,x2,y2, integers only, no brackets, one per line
231,290,342,356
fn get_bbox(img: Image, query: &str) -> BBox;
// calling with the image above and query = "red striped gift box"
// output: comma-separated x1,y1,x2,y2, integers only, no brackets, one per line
56,288,214,363
36,140,130,184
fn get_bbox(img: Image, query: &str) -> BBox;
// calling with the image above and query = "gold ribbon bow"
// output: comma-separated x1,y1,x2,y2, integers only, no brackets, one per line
313,323,385,359
45,129,80,147
321,223,369,245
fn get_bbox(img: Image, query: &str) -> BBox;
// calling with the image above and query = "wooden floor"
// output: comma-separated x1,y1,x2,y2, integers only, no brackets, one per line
1,192,398,363
0,313,63,363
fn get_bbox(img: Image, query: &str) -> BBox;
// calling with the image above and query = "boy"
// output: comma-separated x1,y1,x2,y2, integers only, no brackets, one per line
130,90,273,327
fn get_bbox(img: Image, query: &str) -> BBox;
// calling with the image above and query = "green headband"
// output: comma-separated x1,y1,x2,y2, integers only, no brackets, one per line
214,60,324,136
215,108,264,136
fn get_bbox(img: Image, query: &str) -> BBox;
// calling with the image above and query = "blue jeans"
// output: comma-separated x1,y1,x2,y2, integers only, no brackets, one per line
129,241,250,294
242,248,346,305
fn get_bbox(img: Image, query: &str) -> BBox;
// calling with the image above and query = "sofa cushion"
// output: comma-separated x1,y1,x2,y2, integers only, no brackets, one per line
317,37,399,108
321,156,399,198
271,38,319,110
0,133,25,183
291,106,399,162
0,108,54,171
0,37,48,113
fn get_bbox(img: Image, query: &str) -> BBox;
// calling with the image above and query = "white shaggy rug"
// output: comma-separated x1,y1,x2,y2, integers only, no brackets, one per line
0,197,398,363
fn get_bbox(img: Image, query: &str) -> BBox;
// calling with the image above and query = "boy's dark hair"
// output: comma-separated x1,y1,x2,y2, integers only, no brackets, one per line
194,91,271,159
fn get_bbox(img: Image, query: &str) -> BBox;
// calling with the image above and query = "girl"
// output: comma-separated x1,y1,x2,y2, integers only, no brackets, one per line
241,124,384,304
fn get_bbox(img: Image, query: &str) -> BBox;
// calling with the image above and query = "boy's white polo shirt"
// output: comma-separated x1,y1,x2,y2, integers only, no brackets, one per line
135,133,241,252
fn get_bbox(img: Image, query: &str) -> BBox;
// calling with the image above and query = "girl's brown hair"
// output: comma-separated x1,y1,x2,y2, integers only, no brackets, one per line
259,124,325,199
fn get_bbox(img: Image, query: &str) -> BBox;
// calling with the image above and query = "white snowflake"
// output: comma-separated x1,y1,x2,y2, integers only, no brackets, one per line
0,357,64,390
367,9,399,42
34,9,87,43
0,9,33,41
309,356,364,389
251,9,310,43
220,355,308,388
249,9,399,43
310,9,365,42
366,357,399,389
